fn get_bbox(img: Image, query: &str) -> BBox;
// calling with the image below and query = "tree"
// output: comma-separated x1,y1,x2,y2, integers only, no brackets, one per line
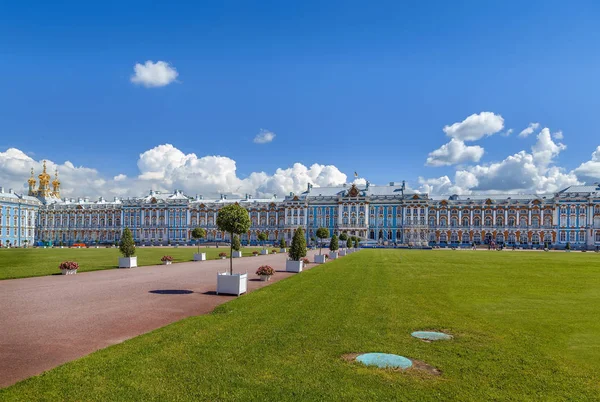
216,204,251,275
346,238,352,248
279,238,286,249
339,233,348,241
289,227,307,261
119,227,136,258
566,242,571,250
354,238,359,248
232,235,241,251
191,227,206,253
329,234,339,251
316,227,329,255
257,232,268,249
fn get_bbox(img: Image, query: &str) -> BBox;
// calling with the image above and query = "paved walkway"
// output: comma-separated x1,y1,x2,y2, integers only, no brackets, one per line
0,250,319,388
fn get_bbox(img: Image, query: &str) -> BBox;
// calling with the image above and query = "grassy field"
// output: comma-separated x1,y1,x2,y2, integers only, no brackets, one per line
2,250,600,401
0,246,264,280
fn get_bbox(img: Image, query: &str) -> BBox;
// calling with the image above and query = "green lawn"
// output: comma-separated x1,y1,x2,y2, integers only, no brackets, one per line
0,246,264,280
2,250,600,401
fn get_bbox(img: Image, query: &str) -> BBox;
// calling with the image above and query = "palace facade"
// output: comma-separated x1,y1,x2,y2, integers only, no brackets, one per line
2,165,600,249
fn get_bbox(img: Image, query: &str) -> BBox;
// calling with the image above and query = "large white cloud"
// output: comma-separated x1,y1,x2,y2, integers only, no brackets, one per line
426,139,484,166
574,146,600,183
0,144,348,200
443,112,504,141
419,128,581,195
130,60,178,88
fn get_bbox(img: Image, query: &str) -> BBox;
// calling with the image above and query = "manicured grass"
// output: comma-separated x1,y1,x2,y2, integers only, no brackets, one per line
0,247,264,280
2,250,600,400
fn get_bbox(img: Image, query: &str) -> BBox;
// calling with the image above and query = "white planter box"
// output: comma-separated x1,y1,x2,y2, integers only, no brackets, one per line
216,272,248,296
232,251,243,258
339,249,347,256
220,256,226,259
286,260,303,273
193,253,207,261
260,249,268,255
118,256,137,268
280,248,287,253
314,254,327,263
162,261,172,265
328,251,338,260
60,269,77,275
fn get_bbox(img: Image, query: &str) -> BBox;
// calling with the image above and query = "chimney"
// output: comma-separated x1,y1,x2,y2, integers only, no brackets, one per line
8,188,13,194
0,187,4,193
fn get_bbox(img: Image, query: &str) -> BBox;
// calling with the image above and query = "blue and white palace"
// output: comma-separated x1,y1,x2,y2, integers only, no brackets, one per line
1,163,600,249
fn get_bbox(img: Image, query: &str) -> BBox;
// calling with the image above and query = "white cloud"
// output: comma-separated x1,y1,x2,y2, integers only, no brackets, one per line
553,130,564,140
426,139,484,166
501,128,514,137
130,60,178,88
253,129,276,144
113,174,127,181
574,146,600,183
443,112,504,141
419,128,580,195
518,122,540,138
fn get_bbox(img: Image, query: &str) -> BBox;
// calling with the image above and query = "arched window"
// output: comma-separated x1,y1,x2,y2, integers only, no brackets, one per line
520,217,528,227
461,233,470,243
451,218,458,227
578,231,585,243
462,217,469,227
531,233,540,244
596,231,600,242
474,217,481,227
485,217,492,226
439,233,447,242
532,217,539,228
473,233,481,244
508,217,515,227
450,232,458,243
560,231,566,242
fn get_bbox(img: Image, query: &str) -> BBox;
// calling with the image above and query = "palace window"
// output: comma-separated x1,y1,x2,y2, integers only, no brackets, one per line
473,233,481,244
544,217,552,227
560,231,566,242
462,233,470,243
596,232,600,242
496,217,503,226
474,217,481,227
508,233,516,244
531,217,539,228
520,217,528,227
462,217,469,226
439,233,447,243
578,231,585,243
508,217,515,227
520,234,528,244
485,217,492,226
450,232,458,243
569,231,576,242
579,214,586,225
429,217,435,227
451,218,458,227
532,233,540,244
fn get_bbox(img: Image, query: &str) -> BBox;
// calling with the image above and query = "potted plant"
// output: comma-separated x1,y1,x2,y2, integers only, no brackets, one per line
301,257,310,265
118,227,137,268
328,234,339,259
286,227,306,273
192,227,207,261
161,255,173,265
219,252,227,259
565,242,571,252
215,204,251,296
314,227,329,263
231,235,242,258
258,232,268,255
354,237,360,250
59,261,79,275
279,238,287,253
346,238,353,252
339,233,348,248
252,251,259,257
271,249,278,254
256,265,275,281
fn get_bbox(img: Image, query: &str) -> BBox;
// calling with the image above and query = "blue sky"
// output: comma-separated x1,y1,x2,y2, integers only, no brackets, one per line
1,0,600,198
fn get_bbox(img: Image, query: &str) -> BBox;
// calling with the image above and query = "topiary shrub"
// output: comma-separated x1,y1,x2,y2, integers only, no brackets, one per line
280,238,286,249
329,234,339,251
346,238,352,248
191,227,206,254
119,227,136,258
339,233,348,241
216,204,251,275
232,235,241,252
289,227,307,261
316,227,329,255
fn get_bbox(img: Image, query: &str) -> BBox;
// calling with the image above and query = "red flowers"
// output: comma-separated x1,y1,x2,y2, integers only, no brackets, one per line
161,255,173,262
301,258,310,264
256,265,275,276
219,252,227,257
59,261,79,270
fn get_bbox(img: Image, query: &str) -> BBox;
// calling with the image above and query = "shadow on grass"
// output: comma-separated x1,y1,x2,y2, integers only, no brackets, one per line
149,289,194,295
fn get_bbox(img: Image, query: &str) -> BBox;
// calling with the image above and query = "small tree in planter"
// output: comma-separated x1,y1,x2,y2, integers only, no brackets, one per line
565,242,571,252
279,238,287,252
329,234,339,259
346,238,352,249
219,252,227,259
354,238,360,249
315,227,329,263
215,204,251,296
252,250,259,256
118,227,137,268
232,235,242,258
161,255,173,265
256,265,275,281
191,227,207,261
286,228,307,273
258,232,268,254
339,233,348,244
59,261,79,275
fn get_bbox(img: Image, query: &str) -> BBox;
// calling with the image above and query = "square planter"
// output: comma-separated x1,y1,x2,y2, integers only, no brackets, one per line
232,250,243,258
280,248,287,253
216,272,248,296
260,249,268,255
286,260,304,273
314,254,327,263
118,257,137,268
193,253,207,261
328,251,338,260
60,269,77,275
339,249,347,256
